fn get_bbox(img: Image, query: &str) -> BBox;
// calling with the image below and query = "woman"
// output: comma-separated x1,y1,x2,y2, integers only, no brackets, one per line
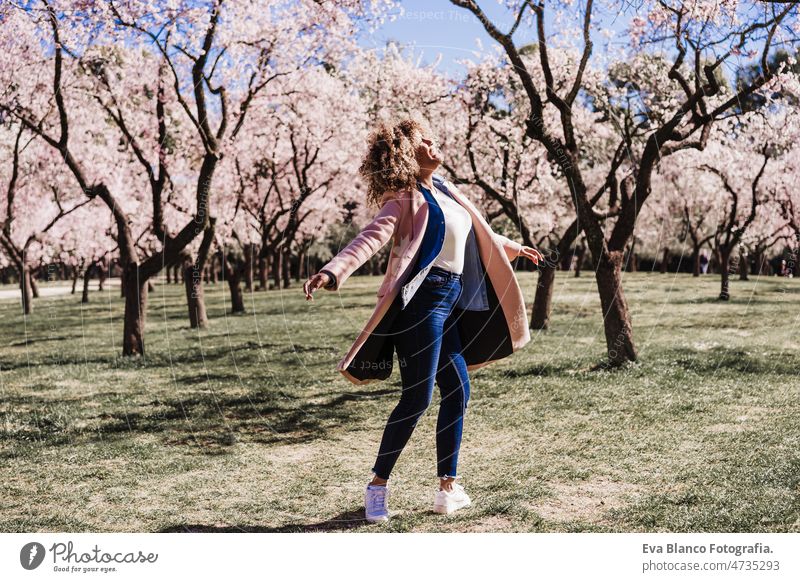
303,117,542,523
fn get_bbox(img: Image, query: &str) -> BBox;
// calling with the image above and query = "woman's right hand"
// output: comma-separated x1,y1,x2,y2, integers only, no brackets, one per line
303,272,331,301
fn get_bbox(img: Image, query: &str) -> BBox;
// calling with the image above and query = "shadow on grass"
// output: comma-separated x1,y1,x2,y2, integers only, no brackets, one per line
92,388,394,447
0,387,398,458
502,362,576,378
0,342,283,372
174,373,243,385
664,347,797,375
667,296,737,304
8,335,73,347
159,509,371,532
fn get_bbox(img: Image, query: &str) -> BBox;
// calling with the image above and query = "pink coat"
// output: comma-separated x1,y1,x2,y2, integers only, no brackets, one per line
320,178,531,385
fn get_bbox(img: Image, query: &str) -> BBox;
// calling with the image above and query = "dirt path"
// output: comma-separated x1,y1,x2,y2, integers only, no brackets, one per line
0,278,121,301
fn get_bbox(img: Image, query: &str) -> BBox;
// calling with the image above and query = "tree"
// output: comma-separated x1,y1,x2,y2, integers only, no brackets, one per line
444,47,613,330
0,0,390,350
0,122,90,313
450,0,800,365
232,66,367,298
696,113,795,298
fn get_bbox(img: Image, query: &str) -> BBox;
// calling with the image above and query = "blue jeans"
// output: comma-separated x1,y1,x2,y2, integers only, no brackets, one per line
371,266,471,480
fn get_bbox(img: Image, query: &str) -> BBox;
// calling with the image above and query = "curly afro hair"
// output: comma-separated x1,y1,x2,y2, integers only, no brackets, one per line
359,116,433,208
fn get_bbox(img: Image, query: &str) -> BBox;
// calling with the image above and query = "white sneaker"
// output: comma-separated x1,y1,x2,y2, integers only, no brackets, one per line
433,482,472,514
365,484,390,523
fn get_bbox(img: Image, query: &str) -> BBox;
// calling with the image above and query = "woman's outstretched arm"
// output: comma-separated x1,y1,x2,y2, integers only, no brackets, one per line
312,192,401,294
493,232,544,264
492,232,524,262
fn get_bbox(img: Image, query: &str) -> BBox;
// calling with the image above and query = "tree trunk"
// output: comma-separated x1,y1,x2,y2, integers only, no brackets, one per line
717,249,731,301
223,255,246,314
210,254,218,284
660,248,669,274
530,224,580,329
81,262,93,304
184,261,208,329
97,260,106,291
296,247,305,282
244,243,254,291
530,262,556,330
758,251,770,275
71,261,82,294
738,247,749,281
29,269,40,298
122,264,148,356
20,266,33,315
81,263,94,303
282,252,291,289
574,245,585,277
594,251,637,365
228,274,245,313
559,251,572,271
271,249,282,290
257,254,268,290
184,219,215,328
627,243,638,272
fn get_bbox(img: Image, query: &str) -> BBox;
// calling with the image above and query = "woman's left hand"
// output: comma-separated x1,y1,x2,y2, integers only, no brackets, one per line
519,245,544,265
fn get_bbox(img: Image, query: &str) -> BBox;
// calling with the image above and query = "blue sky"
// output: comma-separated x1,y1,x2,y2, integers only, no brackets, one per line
359,0,632,78
361,0,535,77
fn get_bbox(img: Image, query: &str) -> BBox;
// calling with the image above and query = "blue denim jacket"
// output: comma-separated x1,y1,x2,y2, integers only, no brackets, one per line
399,175,490,312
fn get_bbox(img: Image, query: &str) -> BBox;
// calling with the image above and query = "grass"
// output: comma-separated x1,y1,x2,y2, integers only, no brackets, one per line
1,270,799,532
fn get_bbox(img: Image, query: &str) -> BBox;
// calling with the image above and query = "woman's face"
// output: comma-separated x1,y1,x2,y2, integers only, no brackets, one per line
415,132,442,172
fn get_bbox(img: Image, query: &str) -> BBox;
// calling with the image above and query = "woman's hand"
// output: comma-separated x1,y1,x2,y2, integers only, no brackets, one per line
303,272,331,301
519,245,544,265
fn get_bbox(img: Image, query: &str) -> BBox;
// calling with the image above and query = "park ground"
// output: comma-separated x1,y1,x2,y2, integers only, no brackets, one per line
1,271,798,532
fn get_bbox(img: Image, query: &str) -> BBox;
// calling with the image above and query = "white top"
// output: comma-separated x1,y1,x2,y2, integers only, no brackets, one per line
430,184,472,274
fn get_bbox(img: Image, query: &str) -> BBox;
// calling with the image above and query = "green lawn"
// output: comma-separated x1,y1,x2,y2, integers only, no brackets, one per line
1,271,799,532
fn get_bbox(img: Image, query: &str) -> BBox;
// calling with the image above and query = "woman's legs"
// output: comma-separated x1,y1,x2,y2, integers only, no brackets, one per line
370,272,459,482
370,352,440,480
370,313,443,480
434,307,470,487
